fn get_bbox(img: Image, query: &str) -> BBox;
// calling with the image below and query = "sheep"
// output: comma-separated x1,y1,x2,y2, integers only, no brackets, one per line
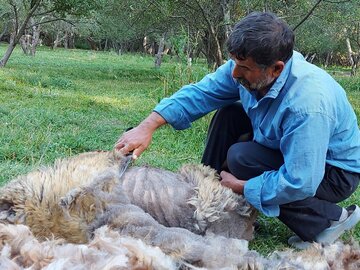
1,150,358,269
0,150,255,268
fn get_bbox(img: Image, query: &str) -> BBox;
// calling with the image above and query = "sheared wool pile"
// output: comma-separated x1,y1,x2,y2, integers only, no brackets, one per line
0,223,359,270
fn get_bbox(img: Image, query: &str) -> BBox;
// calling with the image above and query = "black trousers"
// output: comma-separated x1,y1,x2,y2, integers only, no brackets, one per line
201,103,360,241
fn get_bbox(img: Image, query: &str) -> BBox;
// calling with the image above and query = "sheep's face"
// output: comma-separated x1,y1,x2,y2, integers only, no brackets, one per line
0,200,25,225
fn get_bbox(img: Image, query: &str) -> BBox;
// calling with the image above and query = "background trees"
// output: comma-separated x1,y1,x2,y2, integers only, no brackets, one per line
0,0,98,67
0,0,359,72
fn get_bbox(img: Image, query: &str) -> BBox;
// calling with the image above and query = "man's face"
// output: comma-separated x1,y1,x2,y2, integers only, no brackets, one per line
231,56,275,96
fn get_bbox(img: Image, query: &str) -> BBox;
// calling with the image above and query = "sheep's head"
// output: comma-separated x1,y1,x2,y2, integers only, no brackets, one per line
0,178,29,225
0,200,26,225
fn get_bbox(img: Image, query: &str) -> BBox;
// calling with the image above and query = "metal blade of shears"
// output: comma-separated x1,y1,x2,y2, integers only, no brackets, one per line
118,152,133,178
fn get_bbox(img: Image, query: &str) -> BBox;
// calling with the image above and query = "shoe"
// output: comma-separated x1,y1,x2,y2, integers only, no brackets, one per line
288,235,312,249
316,204,360,245
288,204,360,249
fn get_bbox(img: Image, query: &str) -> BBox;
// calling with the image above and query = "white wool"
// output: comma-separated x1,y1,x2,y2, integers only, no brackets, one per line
93,226,178,270
119,237,178,270
182,164,249,231
0,223,359,270
0,256,22,270
0,244,11,258
43,258,79,270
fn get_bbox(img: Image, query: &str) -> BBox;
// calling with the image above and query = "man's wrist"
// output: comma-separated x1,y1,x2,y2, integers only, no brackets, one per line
140,112,166,132
232,182,244,195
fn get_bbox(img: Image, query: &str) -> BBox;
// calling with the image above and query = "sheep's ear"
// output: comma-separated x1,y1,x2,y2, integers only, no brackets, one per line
59,188,82,210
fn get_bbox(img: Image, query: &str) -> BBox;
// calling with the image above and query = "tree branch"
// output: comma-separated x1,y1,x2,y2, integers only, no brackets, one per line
9,0,19,34
149,0,187,22
34,8,57,17
193,0,216,36
293,0,323,31
324,0,351,3
27,18,75,29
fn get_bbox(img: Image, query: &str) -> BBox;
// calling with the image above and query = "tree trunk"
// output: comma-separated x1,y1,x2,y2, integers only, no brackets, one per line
155,33,166,68
324,51,332,68
143,36,149,54
345,37,354,66
0,0,41,67
208,28,223,68
63,32,69,49
263,0,269,11
194,0,224,68
30,18,41,56
345,37,359,76
309,53,316,63
68,32,75,49
104,39,108,51
202,30,224,69
53,32,65,49
0,39,17,67
186,25,192,67
221,0,232,41
20,34,31,54
87,36,98,50
0,23,9,41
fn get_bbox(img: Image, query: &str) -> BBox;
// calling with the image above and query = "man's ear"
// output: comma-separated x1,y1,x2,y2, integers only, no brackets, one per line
271,61,285,78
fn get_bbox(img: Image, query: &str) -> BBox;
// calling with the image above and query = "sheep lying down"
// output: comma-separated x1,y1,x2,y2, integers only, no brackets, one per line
0,151,359,269
0,150,257,268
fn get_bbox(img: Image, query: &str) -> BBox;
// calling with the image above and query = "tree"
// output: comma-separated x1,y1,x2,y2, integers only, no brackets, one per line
1,0,359,70
0,0,98,67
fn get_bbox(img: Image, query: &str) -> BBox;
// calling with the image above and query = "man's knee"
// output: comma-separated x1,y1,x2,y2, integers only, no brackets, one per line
227,142,257,180
226,141,284,180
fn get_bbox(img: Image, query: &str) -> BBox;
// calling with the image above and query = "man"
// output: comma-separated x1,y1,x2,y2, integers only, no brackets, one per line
115,12,360,249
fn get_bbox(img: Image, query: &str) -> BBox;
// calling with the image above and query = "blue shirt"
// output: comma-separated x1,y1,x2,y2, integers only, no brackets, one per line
154,51,360,217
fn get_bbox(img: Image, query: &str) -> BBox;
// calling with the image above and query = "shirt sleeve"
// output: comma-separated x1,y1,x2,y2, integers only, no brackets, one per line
244,111,334,217
154,60,240,130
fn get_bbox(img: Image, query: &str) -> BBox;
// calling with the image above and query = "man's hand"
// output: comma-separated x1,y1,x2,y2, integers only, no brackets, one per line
115,112,166,159
220,171,246,195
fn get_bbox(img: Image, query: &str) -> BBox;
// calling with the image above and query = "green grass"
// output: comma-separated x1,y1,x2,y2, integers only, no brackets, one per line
0,44,210,181
0,43,359,254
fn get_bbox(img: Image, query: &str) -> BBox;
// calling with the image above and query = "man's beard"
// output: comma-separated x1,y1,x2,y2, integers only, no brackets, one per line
236,75,274,93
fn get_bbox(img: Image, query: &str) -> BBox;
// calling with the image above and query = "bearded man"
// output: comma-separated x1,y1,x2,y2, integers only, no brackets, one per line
115,12,360,249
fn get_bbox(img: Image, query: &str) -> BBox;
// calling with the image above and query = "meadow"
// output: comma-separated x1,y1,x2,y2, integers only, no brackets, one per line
0,43,359,254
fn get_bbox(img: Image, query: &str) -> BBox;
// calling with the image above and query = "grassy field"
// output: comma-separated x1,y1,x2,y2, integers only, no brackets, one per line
0,43,359,254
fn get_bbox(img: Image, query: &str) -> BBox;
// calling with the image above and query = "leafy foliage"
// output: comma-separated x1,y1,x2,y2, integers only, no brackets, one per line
1,0,360,68
52,0,100,15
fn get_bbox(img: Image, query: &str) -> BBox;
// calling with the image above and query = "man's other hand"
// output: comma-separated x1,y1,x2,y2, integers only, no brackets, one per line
220,171,246,195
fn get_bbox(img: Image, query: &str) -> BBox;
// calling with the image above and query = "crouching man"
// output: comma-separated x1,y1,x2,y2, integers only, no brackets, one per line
115,12,360,249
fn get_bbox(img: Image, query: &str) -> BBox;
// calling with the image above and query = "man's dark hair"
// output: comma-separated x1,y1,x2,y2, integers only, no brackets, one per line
226,12,294,67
